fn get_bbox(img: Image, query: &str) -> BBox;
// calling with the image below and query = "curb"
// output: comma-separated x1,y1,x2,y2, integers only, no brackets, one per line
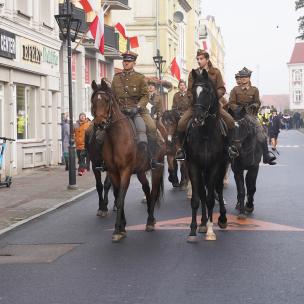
0,187,96,237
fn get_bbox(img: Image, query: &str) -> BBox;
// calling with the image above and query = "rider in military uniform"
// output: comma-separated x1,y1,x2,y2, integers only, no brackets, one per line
172,79,191,116
227,67,276,165
147,80,164,119
175,49,236,160
111,51,162,168
235,72,242,86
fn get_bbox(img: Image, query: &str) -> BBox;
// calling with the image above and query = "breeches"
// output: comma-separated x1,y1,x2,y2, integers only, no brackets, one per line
141,113,157,141
177,107,235,132
133,114,148,143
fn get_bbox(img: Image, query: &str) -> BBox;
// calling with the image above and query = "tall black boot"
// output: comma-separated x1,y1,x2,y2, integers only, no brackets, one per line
262,140,276,165
175,131,186,161
148,139,164,170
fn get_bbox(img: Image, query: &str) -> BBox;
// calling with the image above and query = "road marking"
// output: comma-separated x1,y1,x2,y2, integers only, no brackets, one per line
124,214,304,232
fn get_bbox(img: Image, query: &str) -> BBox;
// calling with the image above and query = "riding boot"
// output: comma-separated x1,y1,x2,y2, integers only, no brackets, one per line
175,131,186,161
148,139,164,170
227,126,240,159
262,140,276,165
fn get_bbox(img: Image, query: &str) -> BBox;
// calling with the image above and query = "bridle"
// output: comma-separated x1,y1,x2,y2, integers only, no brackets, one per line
192,82,216,127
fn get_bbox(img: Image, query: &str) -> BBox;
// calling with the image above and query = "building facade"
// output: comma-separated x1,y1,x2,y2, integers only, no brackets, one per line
198,15,225,75
287,42,304,111
0,0,62,176
111,0,201,109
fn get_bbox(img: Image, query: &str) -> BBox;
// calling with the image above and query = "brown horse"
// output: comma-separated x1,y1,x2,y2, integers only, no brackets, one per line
161,110,188,188
90,79,165,242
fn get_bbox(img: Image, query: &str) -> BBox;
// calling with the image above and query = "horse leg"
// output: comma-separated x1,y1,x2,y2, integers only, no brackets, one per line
103,173,112,211
198,177,207,234
245,166,259,213
93,167,107,217
234,170,246,219
180,161,188,190
187,163,200,243
167,154,179,187
205,170,218,241
148,165,164,231
114,169,132,241
216,161,228,229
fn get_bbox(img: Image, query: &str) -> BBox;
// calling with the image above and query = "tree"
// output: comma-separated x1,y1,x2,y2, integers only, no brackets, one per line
296,0,304,39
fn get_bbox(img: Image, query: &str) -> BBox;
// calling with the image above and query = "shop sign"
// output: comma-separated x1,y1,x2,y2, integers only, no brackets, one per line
0,29,16,59
23,44,42,64
42,47,58,65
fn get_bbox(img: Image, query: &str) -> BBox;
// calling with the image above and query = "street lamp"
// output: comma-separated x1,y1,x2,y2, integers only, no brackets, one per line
55,0,81,189
153,49,166,107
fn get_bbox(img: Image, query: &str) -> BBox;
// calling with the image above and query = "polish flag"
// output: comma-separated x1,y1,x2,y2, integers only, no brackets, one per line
79,0,99,13
170,57,181,80
114,23,128,39
129,35,145,49
88,10,104,54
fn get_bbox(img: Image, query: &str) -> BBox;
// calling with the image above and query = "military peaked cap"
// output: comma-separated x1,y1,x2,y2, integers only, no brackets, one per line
235,72,241,78
196,49,209,58
239,67,252,77
147,79,157,86
121,50,138,61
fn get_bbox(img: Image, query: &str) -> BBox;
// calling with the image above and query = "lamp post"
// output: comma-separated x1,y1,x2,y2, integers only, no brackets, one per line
153,49,166,107
55,0,81,189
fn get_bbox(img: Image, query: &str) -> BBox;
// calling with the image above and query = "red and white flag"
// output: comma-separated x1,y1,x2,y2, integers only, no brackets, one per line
129,35,145,49
88,10,104,54
79,0,98,13
114,23,128,40
170,57,181,80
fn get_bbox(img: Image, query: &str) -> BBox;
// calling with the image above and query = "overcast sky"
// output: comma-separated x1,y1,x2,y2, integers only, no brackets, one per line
200,0,300,95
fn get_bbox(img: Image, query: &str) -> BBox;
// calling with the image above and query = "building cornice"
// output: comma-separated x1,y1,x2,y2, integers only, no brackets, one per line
178,0,192,13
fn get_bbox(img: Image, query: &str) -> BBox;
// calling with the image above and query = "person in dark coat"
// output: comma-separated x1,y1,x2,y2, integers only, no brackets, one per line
62,113,70,171
269,109,281,151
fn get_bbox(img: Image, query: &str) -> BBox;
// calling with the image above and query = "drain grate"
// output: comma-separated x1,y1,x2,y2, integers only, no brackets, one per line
0,243,79,264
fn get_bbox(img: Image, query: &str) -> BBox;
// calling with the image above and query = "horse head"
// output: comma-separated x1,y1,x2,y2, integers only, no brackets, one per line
161,110,180,143
191,69,219,126
91,79,115,127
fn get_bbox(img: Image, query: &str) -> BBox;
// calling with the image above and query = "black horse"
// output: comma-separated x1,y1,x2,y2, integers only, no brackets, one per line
185,69,228,242
229,107,263,219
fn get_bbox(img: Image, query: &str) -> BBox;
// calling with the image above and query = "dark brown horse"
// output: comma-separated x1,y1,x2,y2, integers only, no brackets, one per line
161,110,188,188
90,79,165,242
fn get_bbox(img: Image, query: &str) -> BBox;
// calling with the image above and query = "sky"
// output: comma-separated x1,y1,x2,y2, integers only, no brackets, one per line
200,0,300,95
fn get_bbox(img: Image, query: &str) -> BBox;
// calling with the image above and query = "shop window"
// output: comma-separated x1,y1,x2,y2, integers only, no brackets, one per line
16,85,36,140
0,83,3,136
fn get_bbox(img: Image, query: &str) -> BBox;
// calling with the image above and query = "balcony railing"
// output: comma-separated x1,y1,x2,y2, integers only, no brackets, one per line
101,0,130,10
104,25,119,50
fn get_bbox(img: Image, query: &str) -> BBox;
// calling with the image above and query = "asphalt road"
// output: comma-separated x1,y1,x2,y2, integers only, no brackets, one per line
0,130,304,304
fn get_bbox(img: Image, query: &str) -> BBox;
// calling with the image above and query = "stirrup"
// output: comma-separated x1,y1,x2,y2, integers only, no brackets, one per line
95,162,107,172
151,159,164,170
228,146,239,159
175,149,186,161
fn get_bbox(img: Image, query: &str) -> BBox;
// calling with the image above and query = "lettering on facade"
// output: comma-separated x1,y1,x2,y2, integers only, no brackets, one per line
0,29,16,59
42,47,58,65
23,44,42,64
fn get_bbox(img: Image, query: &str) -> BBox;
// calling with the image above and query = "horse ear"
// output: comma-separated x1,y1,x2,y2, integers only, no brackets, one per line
202,69,209,80
191,69,197,81
91,80,98,92
100,78,110,92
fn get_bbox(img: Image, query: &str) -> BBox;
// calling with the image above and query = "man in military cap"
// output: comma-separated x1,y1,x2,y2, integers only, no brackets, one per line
111,50,162,168
175,49,236,160
172,79,191,116
147,80,164,119
235,72,242,86
227,67,276,165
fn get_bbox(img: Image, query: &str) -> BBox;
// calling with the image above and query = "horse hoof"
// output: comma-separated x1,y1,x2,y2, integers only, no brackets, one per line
205,233,216,241
145,224,155,232
245,204,254,213
97,210,108,217
187,235,198,243
237,213,247,220
112,233,126,243
218,219,228,229
198,225,207,233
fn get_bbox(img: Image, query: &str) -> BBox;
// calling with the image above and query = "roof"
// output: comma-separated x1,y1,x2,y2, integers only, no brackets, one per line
288,42,304,64
261,95,290,112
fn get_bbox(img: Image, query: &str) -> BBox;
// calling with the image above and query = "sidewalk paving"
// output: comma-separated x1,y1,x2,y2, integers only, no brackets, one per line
0,165,97,235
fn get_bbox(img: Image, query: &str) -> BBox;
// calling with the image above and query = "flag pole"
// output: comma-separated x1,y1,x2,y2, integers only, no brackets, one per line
73,3,109,52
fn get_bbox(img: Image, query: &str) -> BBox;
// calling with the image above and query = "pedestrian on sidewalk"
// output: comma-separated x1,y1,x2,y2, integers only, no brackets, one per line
74,112,91,176
269,109,281,153
62,112,70,171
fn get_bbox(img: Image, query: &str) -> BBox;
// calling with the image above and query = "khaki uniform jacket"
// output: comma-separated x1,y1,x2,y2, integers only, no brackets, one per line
228,85,260,112
111,69,149,112
148,93,163,117
172,91,191,114
187,66,226,105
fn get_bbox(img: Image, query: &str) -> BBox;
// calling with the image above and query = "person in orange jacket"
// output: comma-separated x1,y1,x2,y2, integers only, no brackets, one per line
74,112,91,176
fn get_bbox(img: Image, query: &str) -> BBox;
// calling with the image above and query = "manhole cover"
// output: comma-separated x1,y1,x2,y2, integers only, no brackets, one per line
0,244,79,264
